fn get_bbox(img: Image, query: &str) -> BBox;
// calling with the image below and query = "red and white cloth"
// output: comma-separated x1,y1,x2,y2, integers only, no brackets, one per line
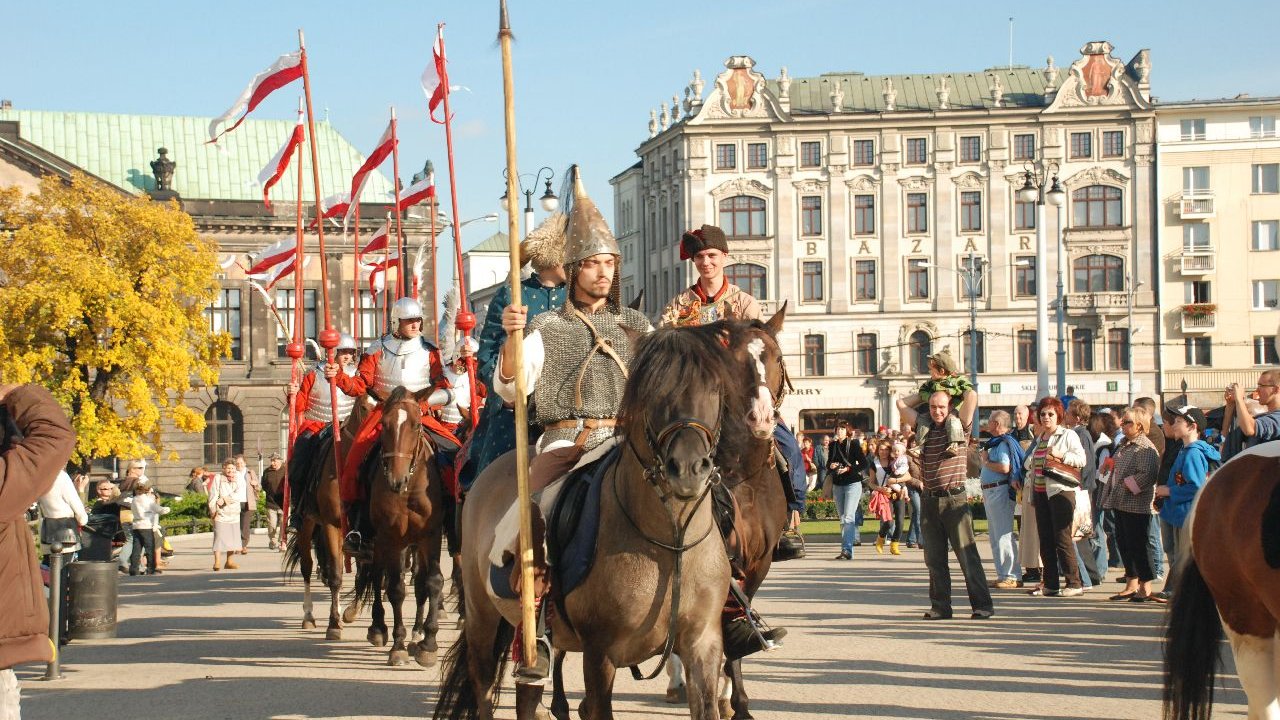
344,121,395,224
257,105,305,210
420,27,448,124
400,170,435,210
209,50,303,144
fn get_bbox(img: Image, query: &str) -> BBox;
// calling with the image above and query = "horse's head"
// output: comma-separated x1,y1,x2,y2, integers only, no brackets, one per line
728,303,790,440
379,386,429,494
620,326,746,502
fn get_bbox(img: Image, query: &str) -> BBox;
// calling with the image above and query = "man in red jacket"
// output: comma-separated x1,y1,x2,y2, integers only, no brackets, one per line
0,383,76,716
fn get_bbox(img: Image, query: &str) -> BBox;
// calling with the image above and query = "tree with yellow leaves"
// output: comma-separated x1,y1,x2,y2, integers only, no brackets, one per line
0,172,230,469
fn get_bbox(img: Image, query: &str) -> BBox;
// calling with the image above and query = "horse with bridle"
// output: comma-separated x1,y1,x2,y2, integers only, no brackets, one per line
1164,442,1280,720
434,324,750,720
346,385,450,667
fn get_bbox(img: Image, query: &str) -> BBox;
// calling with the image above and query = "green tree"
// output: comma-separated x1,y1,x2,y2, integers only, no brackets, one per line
0,173,230,468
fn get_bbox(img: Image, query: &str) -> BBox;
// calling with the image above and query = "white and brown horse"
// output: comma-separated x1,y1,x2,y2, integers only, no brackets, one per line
1164,442,1280,720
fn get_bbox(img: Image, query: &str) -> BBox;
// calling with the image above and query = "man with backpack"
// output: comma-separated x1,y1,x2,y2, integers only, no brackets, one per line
979,410,1023,588
1155,405,1221,601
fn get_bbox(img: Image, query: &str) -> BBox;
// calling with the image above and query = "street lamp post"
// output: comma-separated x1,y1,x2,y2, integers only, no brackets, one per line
1017,162,1065,400
925,253,987,438
1125,273,1144,406
1055,200,1067,403
501,167,559,239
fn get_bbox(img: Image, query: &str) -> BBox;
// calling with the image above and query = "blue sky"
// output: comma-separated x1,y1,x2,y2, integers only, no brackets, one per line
5,0,1278,266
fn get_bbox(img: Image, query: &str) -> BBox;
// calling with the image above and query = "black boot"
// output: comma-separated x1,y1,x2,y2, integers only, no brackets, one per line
342,501,369,557
512,633,552,684
722,614,787,661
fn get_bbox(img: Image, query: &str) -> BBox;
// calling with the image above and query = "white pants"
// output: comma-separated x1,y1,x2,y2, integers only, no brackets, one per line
0,668,20,720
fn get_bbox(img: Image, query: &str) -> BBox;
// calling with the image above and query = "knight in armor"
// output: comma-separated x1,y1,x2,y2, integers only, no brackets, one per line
286,333,359,526
324,296,455,556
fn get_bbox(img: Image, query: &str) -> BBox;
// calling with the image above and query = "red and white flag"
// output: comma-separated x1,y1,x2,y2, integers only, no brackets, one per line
245,239,297,276
308,191,351,229
400,170,435,210
209,50,304,144
253,255,311,290
361,220,391,255
362,252,401,295
344,121,395,223
420,27,448,124
257,103,305,210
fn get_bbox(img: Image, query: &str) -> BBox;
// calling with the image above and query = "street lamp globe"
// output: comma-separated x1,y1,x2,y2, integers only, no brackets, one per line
1046,176,1066,206
1017,173,1039,203
499,189,512,214
540,179,559,212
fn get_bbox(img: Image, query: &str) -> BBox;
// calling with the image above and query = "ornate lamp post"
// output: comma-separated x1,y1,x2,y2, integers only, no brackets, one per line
1017,162,1065,400
501,167,558,240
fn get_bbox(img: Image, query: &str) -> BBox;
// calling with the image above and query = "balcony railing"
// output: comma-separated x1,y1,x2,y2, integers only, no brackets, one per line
1176,192,1215,219
1180,305,1217,333
1180,250,1215,275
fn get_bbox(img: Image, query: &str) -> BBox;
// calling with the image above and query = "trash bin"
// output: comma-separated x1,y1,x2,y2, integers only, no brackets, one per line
67,561,118,640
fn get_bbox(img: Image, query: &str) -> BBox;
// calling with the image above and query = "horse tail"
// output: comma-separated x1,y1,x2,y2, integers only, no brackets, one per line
433,617,514,720
282,528,304,579
1163,554,1222,720
312,524,337,588
347,558,380,609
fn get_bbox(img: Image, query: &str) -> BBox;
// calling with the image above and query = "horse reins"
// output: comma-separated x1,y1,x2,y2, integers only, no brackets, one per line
379,398,428,490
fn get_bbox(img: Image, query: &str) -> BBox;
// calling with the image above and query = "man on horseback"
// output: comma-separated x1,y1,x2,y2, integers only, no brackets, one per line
286,333,359,523
324,297,455,557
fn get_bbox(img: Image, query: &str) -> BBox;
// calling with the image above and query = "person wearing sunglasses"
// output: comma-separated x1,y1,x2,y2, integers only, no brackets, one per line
1099,408,1161,601
1022,397,1088,597
1221,369,1280,461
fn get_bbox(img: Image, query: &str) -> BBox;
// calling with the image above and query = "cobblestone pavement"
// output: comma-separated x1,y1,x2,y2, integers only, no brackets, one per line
17,530,1248,719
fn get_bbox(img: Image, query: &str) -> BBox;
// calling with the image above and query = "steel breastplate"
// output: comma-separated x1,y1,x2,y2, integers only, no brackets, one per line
439,365,471,424
530,306,649,429
372,335,436,395
303,364,357,424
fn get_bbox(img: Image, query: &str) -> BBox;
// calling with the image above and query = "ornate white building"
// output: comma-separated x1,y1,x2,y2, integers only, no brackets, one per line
613,42,1159,434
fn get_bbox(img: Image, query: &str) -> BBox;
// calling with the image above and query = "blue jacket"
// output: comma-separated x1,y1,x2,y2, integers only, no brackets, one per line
1160,440,1221,528
773,424,808,513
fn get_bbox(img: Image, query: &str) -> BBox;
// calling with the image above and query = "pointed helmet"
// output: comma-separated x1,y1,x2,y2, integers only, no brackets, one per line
561,165,620,265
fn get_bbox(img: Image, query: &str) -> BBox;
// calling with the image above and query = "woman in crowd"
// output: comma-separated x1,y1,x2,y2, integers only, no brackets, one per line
827,422,867,560
208,459,242,571
186,466,209,495
38,470,89,561
868,441,909,555
1100,407,1162,602
800,436,818,492
127,478,169,576
1023,396,1087,597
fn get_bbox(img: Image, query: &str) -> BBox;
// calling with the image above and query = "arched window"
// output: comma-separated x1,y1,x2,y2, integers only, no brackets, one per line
203,401,243,466
718,196,767,237
1072,254,1125,293
724,263,767,300
909,330,932,375
1072,185,1123,228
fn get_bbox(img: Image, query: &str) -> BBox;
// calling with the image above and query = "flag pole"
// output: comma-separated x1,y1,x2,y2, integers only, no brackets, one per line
428,188,439,340
283,96,308,544
390,107,408,301
353,199,362,346
382,211,392,333
298,28,344,476
497,0,536,668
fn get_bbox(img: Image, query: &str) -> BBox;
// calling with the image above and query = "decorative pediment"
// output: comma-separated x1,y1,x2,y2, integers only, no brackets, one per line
952,171,985,190
791,178,827,193
1044,41,1153,113
897,175,934,191
844,174,881,192
898,320,940,345
1005,172,1029,187
1064,166,1129,188
710,177,772,200
688,56,790,124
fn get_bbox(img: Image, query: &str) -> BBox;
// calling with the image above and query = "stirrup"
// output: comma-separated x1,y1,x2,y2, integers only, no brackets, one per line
513,635,552,684
342,531,366,555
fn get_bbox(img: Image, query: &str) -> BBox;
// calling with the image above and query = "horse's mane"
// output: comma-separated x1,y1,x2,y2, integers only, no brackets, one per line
618,324,750,465
384,386,411,407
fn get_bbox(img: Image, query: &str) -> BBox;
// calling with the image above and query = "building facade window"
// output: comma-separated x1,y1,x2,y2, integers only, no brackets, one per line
203,401,243,466
800,141,822,167
206,288,242,361
1254,164,1280,194
1102,130,1125,158
854,259,877,301
1185,337,1212,367
909,331,932,375
801,196,823,236
718,195,767,237
1017,330,1038,373
746,142,768,169
1072,185,1123,228
1015,199,1036,230
1069,132,1092,159
959,136,982,163
1251,116,1278,138
853,139,875,166
853,194,876,235
724,263,767,300
906,192,928,233
1254,280,1280,309
1014,256,1037,297
715,144,736,170
1184,224,1210,251
906,258,930,300
959,191,982,232
1073,254,1125,293
856,333,878,375
962,330,986,374
1255,336,1280,365
1072,328,1095,371
1183,166,1210,193
1186,280,1211,304
1181,118,1206,140
1253,220,1280,251
801,261,825,302
276,288,318,359
1013,133,1036,161
1108,328,1130,371
803,334,826,376
357,289,381,341
906,138,928,165
959,255,986,298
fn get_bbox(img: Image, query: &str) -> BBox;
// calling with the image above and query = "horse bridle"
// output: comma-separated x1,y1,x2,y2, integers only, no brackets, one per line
380,398,426,490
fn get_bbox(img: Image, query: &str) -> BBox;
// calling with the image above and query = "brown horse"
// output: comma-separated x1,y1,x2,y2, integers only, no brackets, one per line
1164,442,1280,720
348,386,448,667
284,396,373,640
434,324,749,720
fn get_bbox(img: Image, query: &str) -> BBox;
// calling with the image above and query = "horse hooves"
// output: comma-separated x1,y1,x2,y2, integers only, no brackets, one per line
732,711,754,720
664,686,687,704
387,649,411,666
301,616,317,630
368,629,388,647
414,648,437,667
342,605,360,624
325,627,343,641
718,699,733,719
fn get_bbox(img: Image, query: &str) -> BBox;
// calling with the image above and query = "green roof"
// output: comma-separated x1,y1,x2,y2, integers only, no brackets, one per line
0,108,395,202
774,66,1050,114
468,230,510,253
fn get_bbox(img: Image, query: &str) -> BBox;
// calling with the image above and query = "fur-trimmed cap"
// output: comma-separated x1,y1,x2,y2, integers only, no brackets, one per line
679,225,729,260
519,211,567,271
